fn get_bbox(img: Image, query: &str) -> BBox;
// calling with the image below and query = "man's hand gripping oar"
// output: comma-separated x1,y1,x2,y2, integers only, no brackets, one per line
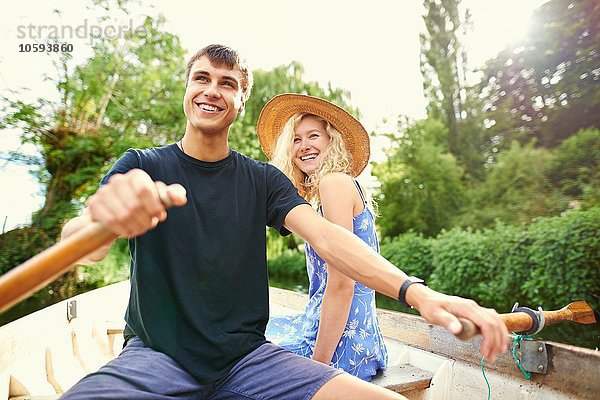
0,169,187,314
456,301,599,340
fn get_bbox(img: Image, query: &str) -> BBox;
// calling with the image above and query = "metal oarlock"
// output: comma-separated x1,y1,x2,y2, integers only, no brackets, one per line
511,302,546,335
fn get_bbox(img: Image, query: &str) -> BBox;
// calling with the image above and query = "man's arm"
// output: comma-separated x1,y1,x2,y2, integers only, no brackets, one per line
61,208,115,264
284,204,509,362
61,169,187,263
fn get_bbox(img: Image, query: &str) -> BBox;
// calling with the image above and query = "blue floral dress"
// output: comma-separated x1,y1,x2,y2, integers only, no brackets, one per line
266,180,388,381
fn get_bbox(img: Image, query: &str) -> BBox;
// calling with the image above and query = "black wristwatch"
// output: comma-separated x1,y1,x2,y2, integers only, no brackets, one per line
398,277,426,308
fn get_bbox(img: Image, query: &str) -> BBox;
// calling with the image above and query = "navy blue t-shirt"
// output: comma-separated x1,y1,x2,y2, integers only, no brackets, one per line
100,143,308,383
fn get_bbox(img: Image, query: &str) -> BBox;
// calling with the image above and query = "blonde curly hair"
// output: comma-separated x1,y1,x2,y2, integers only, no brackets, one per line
271,113,351,202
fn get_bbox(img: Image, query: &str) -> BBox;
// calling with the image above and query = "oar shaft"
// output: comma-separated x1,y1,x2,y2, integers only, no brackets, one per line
457,305,594,340
0,223,116,314
501,312,534,333
544,309,573,326
0,182,179,315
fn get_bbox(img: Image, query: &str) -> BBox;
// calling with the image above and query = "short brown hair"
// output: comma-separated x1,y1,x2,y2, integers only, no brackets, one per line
184,44,253,102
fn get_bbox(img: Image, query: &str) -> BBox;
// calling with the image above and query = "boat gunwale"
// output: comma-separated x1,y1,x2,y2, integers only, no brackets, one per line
270,287,600,399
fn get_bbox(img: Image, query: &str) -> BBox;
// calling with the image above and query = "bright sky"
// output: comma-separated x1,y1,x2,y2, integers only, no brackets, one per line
0,0,548,230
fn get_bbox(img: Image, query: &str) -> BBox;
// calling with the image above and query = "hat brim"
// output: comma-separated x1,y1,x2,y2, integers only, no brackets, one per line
256,94,370,177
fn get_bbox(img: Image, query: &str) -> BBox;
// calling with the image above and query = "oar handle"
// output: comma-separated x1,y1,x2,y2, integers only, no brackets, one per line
0,182,177,314
456,313,535,341
456,318,479,341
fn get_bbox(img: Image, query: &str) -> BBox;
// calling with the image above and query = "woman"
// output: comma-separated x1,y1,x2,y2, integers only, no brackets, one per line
257,94,388,381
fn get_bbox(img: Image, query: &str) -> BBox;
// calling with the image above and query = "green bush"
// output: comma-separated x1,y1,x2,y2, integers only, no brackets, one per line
380,232,435,280
523,207,600,310
0,226,53,275
77,238,130,288
428,227,496,302
427,207,599,313
482,223,535,311
267,248,306,278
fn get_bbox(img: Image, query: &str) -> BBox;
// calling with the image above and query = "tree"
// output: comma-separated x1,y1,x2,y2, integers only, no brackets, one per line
480,0,600,148
458,141,569,228
373,118,466,237
419,0,494,179
0,15,187,278
420,0,469,156
547,128,600,208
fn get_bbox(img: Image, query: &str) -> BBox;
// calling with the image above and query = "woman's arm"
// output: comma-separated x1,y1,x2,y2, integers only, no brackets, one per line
311,173,358,364
284,204,510,363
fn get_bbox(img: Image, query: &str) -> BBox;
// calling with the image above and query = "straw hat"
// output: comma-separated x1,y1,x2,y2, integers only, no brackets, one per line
256,94,370,177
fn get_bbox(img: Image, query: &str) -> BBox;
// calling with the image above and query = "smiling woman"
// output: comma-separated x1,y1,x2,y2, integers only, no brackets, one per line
257,94,389,381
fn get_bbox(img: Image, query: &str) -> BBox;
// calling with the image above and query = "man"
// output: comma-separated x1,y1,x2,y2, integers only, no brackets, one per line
61,44,508,399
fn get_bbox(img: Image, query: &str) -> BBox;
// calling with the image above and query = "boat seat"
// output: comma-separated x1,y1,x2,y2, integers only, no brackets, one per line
371,363,434,394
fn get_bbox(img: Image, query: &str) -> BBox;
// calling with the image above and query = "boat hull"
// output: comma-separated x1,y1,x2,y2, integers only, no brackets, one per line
0,282,598,399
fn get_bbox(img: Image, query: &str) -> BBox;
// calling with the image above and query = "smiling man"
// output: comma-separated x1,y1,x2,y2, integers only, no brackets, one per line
60,44,508,400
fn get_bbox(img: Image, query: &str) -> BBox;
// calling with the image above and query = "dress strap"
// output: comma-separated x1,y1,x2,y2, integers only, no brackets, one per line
352,179,368,205
318,178,366,214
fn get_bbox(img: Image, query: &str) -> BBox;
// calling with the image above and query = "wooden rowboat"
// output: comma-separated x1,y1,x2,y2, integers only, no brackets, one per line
1,281,599,399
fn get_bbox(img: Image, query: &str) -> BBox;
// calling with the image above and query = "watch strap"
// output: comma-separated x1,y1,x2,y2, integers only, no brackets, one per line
398,277,425,308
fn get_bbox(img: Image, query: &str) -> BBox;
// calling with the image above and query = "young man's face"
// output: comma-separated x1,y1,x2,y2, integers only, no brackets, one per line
183,56,245,134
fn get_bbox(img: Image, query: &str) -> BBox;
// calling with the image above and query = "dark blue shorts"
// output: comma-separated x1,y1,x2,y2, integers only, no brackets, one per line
60,337,343,399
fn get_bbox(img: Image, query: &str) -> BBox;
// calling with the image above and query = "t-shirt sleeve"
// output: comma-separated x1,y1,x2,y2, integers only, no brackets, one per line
99,149,141,186
265,164,308,236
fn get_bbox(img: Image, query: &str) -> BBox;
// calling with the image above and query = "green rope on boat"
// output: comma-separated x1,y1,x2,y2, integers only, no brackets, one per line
481,356,491,400
512,334,532,379
481,335,534,398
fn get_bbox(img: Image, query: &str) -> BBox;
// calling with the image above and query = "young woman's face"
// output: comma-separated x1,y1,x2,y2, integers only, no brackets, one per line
292,116,331,176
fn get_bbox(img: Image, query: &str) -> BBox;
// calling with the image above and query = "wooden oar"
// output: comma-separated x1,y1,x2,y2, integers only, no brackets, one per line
0,183,176,314
456,301,599,340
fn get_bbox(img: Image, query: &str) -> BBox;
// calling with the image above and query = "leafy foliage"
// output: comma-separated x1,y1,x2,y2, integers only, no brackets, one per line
267,248,306,278
428,227,496,302
547,128,600,207
0,15,186,282
428,207,600,315
458,141,569,228
373,118,466,237
524,207,600,310
479,0,600,148
380,232,435,280
420,0,469,155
